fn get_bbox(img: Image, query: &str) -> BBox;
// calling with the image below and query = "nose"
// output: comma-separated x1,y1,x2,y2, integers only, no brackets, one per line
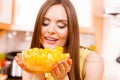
47,23,56,34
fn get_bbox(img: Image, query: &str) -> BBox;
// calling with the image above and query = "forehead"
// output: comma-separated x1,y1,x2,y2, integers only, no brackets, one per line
45,4,68,20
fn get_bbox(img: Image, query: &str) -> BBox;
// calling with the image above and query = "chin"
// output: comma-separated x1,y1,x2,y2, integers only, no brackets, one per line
43,44,57,49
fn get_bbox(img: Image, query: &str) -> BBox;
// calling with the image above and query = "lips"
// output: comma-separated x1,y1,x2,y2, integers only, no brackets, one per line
45,36,58,44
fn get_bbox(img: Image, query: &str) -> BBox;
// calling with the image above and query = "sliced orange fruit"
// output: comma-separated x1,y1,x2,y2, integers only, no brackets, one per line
22,46,69,73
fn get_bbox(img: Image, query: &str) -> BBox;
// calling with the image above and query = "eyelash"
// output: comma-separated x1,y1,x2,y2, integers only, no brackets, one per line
42,22,67,29
42,22,49,26
57,25,66,29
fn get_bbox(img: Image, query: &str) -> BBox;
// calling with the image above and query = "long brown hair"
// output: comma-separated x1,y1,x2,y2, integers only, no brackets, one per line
30,0,80,80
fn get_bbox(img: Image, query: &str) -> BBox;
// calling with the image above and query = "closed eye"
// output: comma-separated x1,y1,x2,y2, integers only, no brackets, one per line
42,22,49,26
57,25,66,29
57,20,68,29
57,22,67,29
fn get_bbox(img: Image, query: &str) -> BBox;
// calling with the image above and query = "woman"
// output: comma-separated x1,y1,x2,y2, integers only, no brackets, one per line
15,0,104,80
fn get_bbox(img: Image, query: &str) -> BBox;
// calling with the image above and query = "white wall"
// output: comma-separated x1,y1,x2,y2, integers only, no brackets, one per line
0,31,32,53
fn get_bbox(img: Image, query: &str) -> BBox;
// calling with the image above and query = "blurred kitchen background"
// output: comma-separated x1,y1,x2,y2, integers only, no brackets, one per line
0,0,120,80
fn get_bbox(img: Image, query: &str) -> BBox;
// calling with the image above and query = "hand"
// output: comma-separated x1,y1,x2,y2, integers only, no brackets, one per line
15,53,33,73
51,59,72,80
15,53,46,80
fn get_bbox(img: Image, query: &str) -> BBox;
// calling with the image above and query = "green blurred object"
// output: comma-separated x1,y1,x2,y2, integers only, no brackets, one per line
0,53,6,69
0,53,6,60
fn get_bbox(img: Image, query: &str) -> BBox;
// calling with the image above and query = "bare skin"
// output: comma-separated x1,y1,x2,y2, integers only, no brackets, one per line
83,52,104,80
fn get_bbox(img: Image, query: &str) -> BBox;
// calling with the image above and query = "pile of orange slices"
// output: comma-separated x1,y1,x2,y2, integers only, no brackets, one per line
22,46,69,73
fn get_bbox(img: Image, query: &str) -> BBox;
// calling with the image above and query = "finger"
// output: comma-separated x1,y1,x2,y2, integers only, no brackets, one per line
58,61,66,73
15,54,32,73
15,53,21,60
67,59,72,66
19,62,32,73
54,65,61,75
15,56,22,66
15,56,19,63
51,68,57,78
17,53,22,60
22,67,32,73
15,54,22,64
63,60,71,73
15,56,24,68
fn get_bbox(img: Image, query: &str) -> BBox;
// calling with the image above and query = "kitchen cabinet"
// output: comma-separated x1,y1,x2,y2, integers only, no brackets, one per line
72,0,104,53
11,0,45,31
71,0,94,34
92,0,104,53
3,0,92,31
0,0,13,30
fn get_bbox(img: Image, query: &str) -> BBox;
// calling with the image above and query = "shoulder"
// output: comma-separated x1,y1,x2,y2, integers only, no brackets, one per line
83,51,104,79
85,51,103,62
84,51,104,73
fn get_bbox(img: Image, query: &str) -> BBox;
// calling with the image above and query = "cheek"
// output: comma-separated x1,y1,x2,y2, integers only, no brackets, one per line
42,27,46,34
58,29,68,41
41,27,48,38
40,28,46,42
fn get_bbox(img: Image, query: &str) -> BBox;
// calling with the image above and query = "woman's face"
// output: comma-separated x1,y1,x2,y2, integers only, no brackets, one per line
41,4,68,49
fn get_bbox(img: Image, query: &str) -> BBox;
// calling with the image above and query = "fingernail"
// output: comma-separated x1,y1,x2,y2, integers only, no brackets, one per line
15,56,17,60
69,59,72,62
68,59,72,64
54,65,57,68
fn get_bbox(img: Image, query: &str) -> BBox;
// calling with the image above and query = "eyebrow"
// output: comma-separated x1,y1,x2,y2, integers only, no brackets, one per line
44,17,68,23
57,20,68,23
43,17,50,21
